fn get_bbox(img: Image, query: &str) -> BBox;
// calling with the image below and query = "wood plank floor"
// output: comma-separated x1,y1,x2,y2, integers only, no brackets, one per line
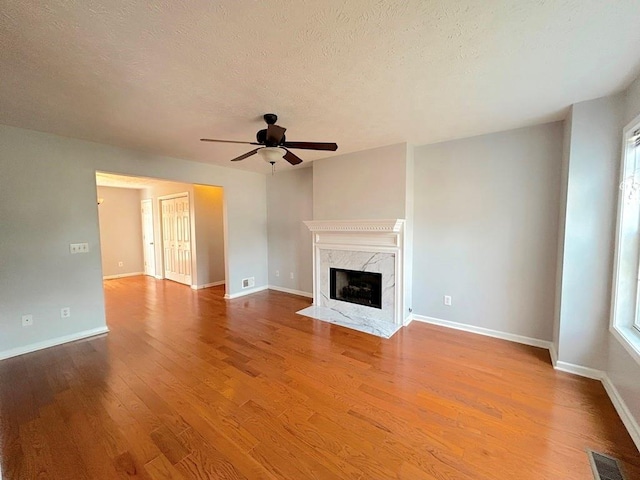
1,276,639,479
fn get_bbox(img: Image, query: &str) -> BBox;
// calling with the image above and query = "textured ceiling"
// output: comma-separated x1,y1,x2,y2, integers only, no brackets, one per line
2,1,640,173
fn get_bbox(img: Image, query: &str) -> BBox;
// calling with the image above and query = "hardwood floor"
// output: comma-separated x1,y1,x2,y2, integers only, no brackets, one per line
1,276,639,479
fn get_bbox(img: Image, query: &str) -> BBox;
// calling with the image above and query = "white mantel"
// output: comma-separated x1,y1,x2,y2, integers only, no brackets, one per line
304,219,404,233
299,219,406,338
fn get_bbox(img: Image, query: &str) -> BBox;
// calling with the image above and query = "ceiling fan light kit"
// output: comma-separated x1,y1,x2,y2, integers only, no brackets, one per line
258,147,286,164
201,113,338,169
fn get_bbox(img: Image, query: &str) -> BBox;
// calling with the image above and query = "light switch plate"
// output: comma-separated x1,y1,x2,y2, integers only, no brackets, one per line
70,243,89,254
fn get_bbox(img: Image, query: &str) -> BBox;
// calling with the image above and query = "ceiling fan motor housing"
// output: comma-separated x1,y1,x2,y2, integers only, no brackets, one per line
257,128,285,146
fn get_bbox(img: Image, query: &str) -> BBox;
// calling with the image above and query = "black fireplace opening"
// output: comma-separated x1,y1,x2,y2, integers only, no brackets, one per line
330,268,382,309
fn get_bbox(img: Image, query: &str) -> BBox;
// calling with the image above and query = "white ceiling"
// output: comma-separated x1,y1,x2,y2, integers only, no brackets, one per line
2,1,640,174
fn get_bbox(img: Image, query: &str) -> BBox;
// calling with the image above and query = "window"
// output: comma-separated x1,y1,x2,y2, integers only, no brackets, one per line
611,114,640,364
633,127,640,333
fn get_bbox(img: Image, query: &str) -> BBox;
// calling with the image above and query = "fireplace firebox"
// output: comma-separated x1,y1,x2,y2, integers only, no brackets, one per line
329,268,382,309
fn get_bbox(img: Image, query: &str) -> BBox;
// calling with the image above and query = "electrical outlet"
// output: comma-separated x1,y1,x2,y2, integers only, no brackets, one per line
60,307,71,318
118,261,124,267
290,272,294,279
22,314,33,327
275,270,279,277
444,295,452,306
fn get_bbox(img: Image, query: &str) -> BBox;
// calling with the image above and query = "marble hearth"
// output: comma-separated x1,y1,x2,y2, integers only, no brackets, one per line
297,219,406,338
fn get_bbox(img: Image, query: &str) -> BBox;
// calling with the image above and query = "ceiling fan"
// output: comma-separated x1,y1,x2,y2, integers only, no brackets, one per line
201,113,338,166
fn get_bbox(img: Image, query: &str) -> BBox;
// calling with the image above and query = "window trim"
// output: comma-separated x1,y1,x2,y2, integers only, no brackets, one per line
611,112,640,366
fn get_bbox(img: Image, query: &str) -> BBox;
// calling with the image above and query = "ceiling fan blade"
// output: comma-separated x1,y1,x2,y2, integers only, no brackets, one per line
283,149,303,165
282,141,338,151
201,138,259,145
230,148,260,162
266,124,286,145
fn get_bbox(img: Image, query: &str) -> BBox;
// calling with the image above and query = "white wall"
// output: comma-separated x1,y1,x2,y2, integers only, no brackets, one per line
625,74,640,125
552,112,572,355
606,73,640,437
193,185,225,286
403,143,415,321
266,167,313,294
556,95,623,369
0,124,267,357
313,143,408,220
0,129,106,356
413,123,564,341
608,335,640,438
97,186,144,277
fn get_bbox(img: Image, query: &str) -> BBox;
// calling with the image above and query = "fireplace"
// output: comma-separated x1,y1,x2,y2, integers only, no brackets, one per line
298,219,408,338
330,268,382,309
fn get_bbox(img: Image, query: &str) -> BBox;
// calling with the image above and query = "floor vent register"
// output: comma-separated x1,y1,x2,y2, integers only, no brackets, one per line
588,450,626,480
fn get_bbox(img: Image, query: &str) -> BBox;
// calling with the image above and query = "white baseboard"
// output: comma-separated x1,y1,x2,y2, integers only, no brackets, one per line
549,343,558,366
0,326,110,361
191,281,225,290
403,314,414,327
268,285,313,298
224,285,268,300
602,374,640,451
103,272,144,280
411,314,552,350
154,275,164,280
552,359,640,451
553,361,604,380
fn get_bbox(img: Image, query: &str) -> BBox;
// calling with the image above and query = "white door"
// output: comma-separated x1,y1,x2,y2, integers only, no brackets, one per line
161,195,192,285
141,199,156,277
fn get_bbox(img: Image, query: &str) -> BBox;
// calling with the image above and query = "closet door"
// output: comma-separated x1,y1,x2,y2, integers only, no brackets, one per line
173,195,192,284
161,196,192,285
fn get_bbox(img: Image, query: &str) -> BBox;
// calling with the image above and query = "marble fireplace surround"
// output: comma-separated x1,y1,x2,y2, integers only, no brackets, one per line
298,219,405,338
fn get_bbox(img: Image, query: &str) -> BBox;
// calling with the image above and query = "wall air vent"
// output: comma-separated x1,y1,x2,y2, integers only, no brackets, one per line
242,277,255,289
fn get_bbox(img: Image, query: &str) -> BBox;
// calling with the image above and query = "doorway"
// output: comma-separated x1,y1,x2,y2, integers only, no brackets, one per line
95,172,227,292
